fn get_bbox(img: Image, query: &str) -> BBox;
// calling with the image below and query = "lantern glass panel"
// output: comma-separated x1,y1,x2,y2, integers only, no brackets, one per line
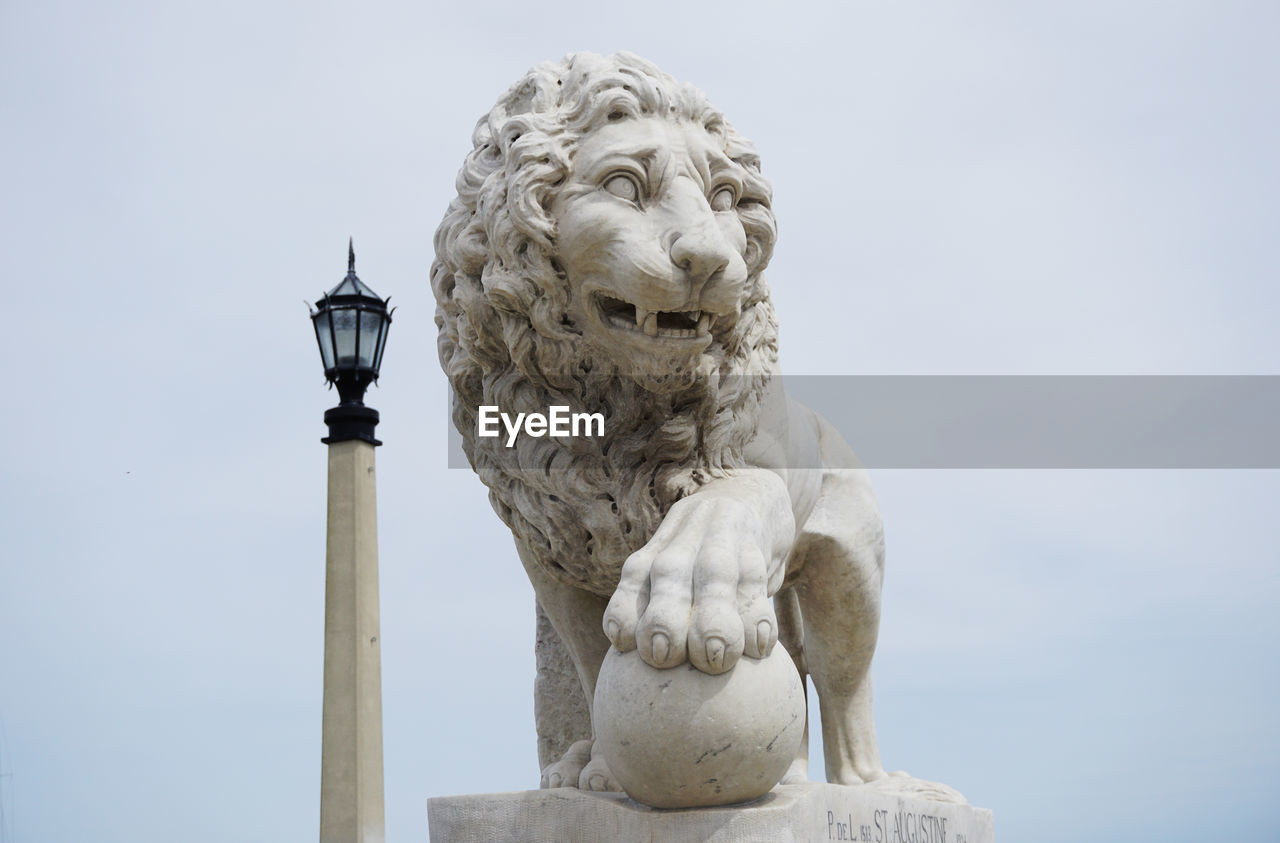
313,310,335,370
373,319,390,371
358,309,382,369
332,307,358,367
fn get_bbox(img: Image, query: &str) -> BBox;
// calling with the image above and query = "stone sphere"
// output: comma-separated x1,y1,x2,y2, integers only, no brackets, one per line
593,643,806,808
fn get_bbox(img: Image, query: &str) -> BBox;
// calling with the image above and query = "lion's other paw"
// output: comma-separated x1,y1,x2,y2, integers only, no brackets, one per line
540,739,593,789
863,773,968,805
578,751,622,792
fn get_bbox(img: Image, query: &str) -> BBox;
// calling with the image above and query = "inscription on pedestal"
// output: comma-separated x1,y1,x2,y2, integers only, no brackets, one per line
828,804,958,842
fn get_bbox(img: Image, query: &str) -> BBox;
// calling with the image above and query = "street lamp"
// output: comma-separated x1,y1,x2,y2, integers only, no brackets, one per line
312,238,394,443
311,240,391,843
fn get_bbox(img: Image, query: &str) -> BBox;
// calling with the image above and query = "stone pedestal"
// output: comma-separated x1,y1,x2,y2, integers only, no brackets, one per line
428,782,993,842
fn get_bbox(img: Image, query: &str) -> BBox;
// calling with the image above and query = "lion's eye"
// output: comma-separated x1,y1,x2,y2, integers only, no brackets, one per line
710,186,736,212
603,173,640,202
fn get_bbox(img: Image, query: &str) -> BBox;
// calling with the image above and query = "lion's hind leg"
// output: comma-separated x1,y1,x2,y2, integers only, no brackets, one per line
793,417,888,785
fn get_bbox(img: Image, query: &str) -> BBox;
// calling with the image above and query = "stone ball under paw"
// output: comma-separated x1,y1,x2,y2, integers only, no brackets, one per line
593,643,805,809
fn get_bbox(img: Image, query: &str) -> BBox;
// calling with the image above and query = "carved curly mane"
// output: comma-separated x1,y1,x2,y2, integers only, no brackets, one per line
431,52,780,595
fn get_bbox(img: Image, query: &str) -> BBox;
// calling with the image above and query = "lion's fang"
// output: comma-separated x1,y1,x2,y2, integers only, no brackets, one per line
635,306,650,329
643,312,658,336
697,313,710,333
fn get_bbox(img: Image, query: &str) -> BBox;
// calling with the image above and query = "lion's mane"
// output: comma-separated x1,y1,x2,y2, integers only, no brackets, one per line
431,52,780,595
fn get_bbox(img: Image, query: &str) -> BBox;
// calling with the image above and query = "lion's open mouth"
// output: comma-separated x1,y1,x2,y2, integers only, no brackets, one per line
597,294,711,339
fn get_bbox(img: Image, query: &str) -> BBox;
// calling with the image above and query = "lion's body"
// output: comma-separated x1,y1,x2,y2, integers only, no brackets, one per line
431,52,960,801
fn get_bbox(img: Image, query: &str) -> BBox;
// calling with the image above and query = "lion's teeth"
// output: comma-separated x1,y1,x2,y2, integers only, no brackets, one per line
643,312,658,336
635,306,649,329
698,313,711,333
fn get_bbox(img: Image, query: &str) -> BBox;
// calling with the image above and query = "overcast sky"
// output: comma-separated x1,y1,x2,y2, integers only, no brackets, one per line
2,2,1277,841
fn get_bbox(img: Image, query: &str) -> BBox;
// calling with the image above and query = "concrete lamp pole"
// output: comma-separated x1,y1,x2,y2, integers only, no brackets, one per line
310,240,394,843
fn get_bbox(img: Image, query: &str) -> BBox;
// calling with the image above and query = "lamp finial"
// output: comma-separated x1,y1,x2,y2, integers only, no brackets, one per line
348,237,355,273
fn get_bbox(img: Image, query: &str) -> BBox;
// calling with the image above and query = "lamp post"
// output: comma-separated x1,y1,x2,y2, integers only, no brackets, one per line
311,240,393,843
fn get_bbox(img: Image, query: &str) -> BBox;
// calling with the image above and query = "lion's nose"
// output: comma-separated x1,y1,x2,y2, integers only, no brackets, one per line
669,229,733,285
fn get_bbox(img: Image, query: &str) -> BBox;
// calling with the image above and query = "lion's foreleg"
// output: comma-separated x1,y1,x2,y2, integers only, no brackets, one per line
515,539,619,791
534,601,591,770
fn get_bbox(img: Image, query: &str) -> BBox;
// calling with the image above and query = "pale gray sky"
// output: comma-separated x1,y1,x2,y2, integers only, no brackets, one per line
1,2,1277,841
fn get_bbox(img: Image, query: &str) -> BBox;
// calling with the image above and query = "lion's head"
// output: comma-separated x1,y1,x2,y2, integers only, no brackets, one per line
432,52,781,594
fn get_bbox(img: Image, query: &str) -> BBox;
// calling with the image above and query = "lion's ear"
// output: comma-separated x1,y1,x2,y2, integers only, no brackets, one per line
724,128,764,174
728,150,761,174
505,81,538,117
498,62,566,121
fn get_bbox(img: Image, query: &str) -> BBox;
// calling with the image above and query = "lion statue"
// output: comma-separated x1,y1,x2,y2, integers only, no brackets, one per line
432,51,962,803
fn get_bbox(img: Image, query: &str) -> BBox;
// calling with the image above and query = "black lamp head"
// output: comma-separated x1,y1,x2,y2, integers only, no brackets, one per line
310,239,393,406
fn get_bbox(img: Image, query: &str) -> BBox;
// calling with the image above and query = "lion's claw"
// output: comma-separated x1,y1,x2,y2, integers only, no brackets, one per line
650,631,670,664
705,637,726,671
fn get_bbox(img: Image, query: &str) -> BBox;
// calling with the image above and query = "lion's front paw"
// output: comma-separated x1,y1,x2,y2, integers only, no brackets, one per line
602,491,782,675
